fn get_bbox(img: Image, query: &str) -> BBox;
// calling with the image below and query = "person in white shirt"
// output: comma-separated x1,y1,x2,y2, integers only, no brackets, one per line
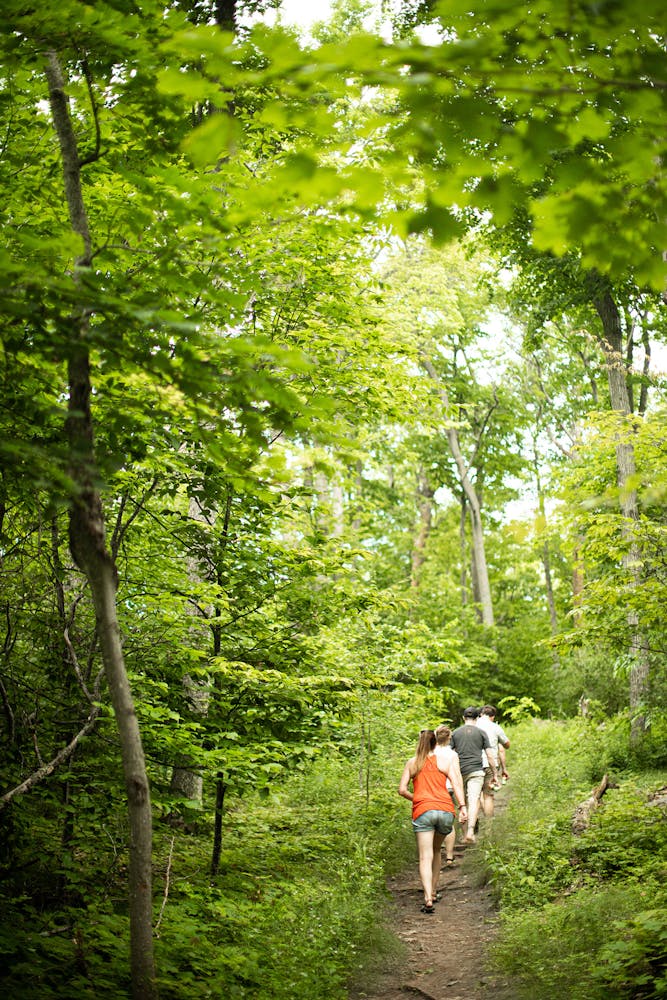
477,704,510,819
434,725,462,867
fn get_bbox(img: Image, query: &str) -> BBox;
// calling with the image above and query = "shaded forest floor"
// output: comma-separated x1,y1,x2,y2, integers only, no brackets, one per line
351,804,516,1000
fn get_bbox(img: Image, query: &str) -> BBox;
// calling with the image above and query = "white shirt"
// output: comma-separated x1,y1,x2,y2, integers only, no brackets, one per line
477,715,508,768
434,744,458,791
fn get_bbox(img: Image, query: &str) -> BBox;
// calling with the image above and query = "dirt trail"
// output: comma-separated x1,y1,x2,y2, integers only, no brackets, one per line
351,807,515,1000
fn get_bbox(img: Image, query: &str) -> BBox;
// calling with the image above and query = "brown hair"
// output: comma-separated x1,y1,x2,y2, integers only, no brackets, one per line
434,724,451,745
481,705,497,717
412,729,436,777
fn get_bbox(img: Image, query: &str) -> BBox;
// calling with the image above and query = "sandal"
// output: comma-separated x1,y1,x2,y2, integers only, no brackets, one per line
421,900,435,914
434,891,442,902
445,858,455,868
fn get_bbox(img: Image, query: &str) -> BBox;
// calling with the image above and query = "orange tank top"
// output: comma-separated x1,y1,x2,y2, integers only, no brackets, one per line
412,754,455,820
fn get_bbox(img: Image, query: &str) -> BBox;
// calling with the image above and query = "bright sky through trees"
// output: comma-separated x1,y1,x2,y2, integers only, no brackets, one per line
274,0,333,27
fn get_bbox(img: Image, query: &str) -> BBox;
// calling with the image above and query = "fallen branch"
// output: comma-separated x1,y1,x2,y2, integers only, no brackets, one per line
154,836,175,938
647,785,667,808
571,774,610,834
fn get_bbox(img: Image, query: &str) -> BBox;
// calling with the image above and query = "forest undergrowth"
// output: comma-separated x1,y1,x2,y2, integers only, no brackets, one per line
0,689,421,1000
478,716,667,1000
2,698,667,998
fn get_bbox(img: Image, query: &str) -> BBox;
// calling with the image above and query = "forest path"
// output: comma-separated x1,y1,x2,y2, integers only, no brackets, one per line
351,804,516,1000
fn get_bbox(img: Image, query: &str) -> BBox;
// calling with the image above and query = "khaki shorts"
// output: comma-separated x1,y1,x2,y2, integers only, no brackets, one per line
483,766,496,794
462,770,484,810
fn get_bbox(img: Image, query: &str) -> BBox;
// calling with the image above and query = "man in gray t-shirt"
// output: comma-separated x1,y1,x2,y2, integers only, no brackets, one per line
450,706,497,843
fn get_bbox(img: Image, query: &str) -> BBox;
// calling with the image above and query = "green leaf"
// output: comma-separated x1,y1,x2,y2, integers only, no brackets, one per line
183,110,240,165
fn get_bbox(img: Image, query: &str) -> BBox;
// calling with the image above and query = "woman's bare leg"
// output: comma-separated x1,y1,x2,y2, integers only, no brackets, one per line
416,831,435,905
432,831,445,896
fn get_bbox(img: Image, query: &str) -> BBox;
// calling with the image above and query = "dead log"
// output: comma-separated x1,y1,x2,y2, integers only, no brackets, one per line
647,785,667,808
571,774,610,834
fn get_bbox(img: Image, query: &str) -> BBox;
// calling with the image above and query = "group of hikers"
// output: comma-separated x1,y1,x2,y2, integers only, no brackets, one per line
398,705,510,914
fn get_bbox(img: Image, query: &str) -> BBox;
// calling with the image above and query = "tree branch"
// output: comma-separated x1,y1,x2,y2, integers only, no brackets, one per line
78,55,102,167
154,836,176,938
110,477,159,560
0,669,104,811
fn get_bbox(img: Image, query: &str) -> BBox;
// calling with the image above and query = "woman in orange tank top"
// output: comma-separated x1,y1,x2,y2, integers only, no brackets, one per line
398,729,467,913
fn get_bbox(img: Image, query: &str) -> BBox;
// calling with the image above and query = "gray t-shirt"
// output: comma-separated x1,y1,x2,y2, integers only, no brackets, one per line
450,723,491,775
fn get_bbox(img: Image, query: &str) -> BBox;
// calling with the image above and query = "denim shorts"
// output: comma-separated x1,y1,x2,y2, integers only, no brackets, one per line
412,809,455,834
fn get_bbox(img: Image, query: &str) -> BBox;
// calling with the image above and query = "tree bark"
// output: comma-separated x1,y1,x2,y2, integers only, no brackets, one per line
420,353,494,625
410,466,434,588
210,774,226,877
593,286,649,738
571,774,610,834
459,495,468,607
572,541,585,626
169,496,210,808
638,318,651,417
351,458,364,533
533,449,558,636
45,51,157,999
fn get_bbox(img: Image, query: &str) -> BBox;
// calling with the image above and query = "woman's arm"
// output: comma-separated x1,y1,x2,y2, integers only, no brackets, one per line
398,758,415,801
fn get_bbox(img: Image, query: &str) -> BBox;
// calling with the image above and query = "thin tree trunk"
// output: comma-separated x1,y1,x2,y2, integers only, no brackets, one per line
45,52,156,999
209,491,232,875
639,320,651,417
593,286,649,738
533,450,558,635
459,495,468,607
421,353,494,624
169,492,211,808
210,774,226,877
542,540,557,633
410,466,434,588
572,541,585,626
51,518,77,904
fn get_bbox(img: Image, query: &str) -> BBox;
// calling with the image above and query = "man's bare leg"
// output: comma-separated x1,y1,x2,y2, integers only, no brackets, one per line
416,831,436,906
464,774,484,842
443,827,456,865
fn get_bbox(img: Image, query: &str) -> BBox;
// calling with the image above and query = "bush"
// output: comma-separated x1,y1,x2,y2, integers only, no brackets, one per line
492,886,663,1000
483,717,667,999
595,907,667,998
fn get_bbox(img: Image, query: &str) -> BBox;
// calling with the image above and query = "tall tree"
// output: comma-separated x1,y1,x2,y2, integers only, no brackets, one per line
43,49,157,999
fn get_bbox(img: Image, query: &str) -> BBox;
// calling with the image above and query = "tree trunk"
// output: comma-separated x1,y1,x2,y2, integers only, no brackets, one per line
593,289,637,510
533,452,558,637
542,540,558,633
572,542,585,626
638,320,651,416
168,494,211,809
410,466,434,588
351,459,364,533
421,354,494,625
210,774,226,877
593,287,649,738
45,52,156,999
459,495,468,607
51,517,77,905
